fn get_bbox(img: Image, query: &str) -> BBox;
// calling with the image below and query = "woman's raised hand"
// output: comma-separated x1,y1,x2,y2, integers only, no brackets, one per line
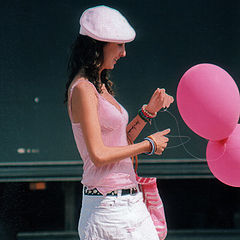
149,129,170,155
145,88,174,114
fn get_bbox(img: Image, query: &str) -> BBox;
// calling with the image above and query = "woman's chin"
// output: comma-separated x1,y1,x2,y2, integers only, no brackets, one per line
106,65,115,70
102,63,115,70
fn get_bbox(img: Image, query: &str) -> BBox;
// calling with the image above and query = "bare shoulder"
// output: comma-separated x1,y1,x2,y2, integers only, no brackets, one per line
72,78,97,101
71,78,98,122
74,77,94,91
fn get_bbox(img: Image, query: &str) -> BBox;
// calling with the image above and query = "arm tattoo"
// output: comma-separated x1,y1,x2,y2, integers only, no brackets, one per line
127,120,140,135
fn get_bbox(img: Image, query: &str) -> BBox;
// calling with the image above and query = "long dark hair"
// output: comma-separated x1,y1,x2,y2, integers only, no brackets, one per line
64,34,114,103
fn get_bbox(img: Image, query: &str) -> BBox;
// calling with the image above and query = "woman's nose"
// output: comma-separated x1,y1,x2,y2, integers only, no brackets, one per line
120,45,126,57
121,49,126,57
121,47,126,57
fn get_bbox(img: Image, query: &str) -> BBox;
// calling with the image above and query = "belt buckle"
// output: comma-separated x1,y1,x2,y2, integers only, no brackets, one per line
131,187,137,195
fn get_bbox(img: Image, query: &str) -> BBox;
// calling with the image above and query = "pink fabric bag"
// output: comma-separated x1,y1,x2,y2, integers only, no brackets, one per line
128,137,167,240
136,175,167,240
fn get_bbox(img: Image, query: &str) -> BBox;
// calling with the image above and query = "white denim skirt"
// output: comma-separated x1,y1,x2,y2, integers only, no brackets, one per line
78,190,159,240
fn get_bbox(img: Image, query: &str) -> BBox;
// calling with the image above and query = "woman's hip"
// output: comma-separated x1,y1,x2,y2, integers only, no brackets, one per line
78,191,158,239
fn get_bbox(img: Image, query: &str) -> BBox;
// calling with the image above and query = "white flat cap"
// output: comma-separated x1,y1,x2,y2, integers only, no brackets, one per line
79,5,136,43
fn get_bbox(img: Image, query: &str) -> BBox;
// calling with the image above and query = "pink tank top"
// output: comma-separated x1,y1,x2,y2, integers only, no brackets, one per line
68,79,137,195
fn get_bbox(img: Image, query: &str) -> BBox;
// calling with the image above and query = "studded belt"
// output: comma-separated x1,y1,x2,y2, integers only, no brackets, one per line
84,186,139,196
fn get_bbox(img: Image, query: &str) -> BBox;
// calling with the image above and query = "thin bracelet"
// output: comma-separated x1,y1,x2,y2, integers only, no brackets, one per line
144,137,155,155
138,109,152,124
146,135,158,153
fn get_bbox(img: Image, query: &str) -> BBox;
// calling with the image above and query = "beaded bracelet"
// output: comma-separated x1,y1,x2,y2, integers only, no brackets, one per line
142,104,157,118
138,108,152,124
138,104,157,125
144,137,156,155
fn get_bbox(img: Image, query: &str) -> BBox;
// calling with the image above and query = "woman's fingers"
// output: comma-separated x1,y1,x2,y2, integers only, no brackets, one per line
162,94,174,108
160,128,171,136
150,128,170,155
162,142,168,148
159,88,166,101
147,88,174,113
157,144,167,155
154,88,165,102
157,128,170,154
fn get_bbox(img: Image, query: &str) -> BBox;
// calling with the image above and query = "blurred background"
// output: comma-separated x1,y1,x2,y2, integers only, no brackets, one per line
0,0,240,239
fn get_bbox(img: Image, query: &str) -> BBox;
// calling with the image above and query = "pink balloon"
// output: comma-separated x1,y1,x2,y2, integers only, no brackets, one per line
206,124,240,187
177,63,240,140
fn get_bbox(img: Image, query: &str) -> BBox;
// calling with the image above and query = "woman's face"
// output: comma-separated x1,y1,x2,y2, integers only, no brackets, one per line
101,43,126,70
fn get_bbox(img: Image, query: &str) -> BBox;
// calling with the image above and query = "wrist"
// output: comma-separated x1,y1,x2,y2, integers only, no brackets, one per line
145,105,155,115
138,108,152,124
137,104,157,125
143,104,157,118
143,137,156,155
142,139,152,153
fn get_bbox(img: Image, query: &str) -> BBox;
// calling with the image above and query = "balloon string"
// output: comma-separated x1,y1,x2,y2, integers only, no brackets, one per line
153,108,227,162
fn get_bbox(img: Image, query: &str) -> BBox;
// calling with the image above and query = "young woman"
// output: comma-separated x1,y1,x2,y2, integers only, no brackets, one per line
65,5,174,240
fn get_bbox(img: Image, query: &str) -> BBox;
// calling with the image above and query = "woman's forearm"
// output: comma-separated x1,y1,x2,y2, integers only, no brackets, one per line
91,139,150,167
126,114,147,142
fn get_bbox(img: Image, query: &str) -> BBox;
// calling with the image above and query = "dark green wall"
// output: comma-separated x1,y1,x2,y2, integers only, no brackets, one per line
1,0,240,163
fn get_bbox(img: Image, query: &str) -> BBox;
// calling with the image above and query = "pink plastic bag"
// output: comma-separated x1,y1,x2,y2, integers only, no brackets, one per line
136,175,167,240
